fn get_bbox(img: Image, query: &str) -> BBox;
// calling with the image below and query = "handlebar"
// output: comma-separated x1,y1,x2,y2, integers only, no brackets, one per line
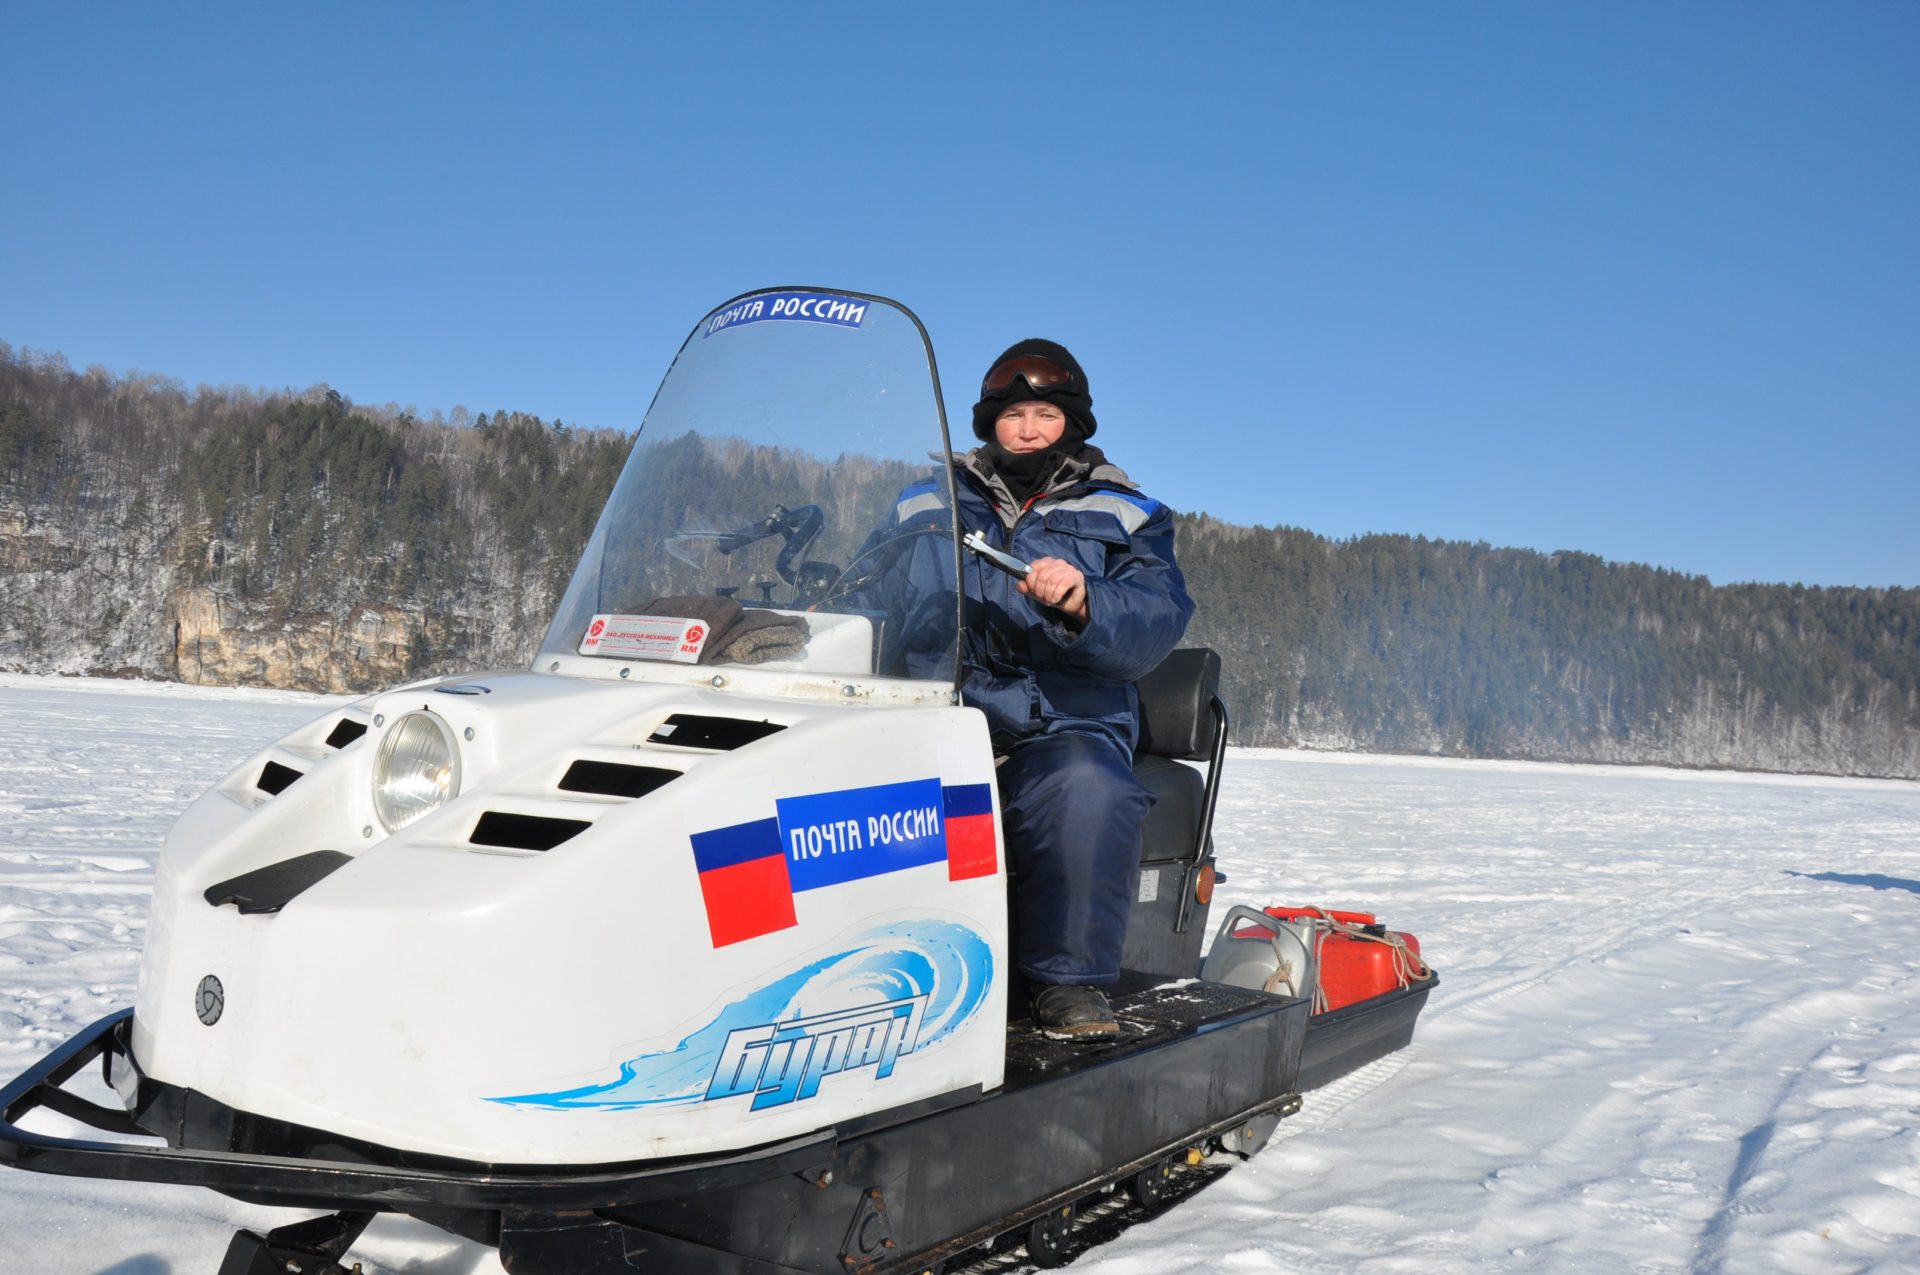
715,504,826,591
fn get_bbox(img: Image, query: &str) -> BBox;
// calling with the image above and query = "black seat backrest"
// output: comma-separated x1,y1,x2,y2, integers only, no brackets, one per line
1134,648,1223,761
1123,647,1226,980
1131,650,1223,868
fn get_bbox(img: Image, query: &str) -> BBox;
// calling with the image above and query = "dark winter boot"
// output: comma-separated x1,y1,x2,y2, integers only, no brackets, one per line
1031,984,1118,1040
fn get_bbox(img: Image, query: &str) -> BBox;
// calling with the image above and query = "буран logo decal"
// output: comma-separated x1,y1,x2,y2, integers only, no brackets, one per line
486,918,991,1112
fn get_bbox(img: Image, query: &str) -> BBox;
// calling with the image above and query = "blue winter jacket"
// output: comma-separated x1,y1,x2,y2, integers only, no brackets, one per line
857,447,1194,755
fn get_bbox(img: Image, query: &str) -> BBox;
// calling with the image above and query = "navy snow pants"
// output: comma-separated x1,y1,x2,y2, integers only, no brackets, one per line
996,731,1154,986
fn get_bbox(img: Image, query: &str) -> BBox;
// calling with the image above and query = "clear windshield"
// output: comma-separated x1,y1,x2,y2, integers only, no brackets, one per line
538,290,960,695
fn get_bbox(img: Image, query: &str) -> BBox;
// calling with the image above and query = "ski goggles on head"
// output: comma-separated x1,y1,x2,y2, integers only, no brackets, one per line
980,354,1078,397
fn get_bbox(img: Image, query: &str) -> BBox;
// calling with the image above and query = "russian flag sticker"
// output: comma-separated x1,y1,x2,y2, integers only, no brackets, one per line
689,817,796,948
943,784,998,881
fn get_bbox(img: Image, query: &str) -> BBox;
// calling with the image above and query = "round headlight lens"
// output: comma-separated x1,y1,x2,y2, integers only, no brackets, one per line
372,711,461,833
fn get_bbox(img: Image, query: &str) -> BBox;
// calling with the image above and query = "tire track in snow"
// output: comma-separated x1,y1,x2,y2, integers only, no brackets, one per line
1455,920,1917,1272
1279,1047,1420,1136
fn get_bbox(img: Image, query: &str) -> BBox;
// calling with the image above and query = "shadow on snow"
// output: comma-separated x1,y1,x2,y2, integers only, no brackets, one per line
1785,870,1920,897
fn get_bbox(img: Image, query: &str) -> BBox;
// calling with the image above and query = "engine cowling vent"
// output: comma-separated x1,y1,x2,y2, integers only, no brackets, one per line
324,718,369,749
470,811,593,852
558,760,681,799
257,760,303,795
645,714,785,751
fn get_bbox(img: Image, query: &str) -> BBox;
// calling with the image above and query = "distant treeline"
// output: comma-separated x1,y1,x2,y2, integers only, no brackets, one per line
3,344,1915,778
1177,521,1915,775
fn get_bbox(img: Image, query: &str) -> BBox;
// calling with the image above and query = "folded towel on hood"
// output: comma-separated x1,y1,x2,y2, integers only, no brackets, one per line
715,608,810,664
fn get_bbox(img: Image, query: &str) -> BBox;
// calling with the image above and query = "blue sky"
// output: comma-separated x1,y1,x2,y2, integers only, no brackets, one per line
4,3,1915,587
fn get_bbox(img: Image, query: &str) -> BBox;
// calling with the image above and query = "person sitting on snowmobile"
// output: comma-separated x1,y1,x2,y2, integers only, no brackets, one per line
856,339,1193,1037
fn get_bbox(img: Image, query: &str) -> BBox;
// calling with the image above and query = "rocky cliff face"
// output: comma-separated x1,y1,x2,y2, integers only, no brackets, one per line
165,587,424,692
0,508,513,693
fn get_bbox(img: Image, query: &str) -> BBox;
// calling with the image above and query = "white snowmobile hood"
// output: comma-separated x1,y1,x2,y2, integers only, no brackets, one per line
131,670,1008,1164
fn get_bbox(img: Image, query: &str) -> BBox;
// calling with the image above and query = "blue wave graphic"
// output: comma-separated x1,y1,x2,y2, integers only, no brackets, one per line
488,918,993,1110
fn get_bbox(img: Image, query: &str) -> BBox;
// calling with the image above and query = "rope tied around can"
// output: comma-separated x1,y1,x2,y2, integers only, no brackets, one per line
1298,908,1434,1014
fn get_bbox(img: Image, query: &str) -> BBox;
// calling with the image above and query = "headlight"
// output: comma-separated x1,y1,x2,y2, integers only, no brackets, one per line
372,710,462,833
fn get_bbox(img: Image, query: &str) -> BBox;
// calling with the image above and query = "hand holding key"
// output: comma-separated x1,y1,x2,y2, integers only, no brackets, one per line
1019,556,1088,625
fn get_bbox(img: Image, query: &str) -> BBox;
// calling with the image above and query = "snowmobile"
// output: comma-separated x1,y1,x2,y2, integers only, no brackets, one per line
0,288,1434,1274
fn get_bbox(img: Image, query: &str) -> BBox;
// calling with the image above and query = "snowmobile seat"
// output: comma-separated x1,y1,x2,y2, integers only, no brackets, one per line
1121,648,1226,980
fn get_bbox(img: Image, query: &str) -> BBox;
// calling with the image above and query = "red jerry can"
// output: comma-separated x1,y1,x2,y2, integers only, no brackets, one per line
1262,906,1427,1013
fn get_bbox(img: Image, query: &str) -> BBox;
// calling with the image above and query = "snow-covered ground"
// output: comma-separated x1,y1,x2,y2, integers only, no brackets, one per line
2,673,1916,1273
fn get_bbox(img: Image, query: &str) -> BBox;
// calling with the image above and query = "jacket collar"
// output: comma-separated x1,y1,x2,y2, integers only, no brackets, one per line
956,446,1137,528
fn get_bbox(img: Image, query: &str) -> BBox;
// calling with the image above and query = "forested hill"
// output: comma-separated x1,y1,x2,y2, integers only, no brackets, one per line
1176,521,1915,776
4,345,1915,778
